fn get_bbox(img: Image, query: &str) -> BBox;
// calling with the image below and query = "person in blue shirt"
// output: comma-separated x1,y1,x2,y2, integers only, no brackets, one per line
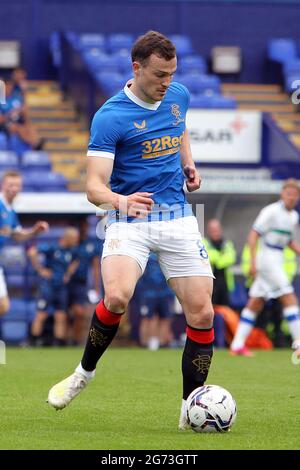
48,31,214,431
0,77,43,149
0,170,48,316
68,218,102,345
28,227,80,346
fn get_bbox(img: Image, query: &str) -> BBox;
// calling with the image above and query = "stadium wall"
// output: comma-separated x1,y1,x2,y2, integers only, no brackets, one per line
0,0,300,81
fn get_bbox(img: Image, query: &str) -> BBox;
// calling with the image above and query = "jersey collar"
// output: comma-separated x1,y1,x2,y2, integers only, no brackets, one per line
0,195,13,210
124,85,161,110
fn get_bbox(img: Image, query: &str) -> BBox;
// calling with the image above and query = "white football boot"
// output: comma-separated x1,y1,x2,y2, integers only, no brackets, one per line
178,399,189,430
47,371,92,410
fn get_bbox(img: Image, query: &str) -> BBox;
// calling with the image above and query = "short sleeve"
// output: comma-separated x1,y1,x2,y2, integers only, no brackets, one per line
87,107,122,159
252,207,273,235
37,243,52,255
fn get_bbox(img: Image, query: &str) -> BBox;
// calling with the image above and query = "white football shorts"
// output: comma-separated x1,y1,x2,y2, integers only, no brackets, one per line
102,216,213,281
249,264,293,300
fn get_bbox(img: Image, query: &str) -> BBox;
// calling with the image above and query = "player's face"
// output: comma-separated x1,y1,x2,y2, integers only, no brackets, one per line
133,54,177,103
2,176,22,202
281,187,300,210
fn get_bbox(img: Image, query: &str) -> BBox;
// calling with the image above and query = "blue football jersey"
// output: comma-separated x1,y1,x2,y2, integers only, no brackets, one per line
87,82,193,223
0,197,21,249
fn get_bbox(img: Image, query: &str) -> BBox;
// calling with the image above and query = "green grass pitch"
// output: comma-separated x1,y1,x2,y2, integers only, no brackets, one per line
0,347,299,450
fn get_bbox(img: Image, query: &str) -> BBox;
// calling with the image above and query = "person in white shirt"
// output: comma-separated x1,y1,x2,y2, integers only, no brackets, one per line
231,178,300,357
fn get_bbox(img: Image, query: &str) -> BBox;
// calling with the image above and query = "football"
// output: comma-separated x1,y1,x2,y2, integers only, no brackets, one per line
187,385,237,433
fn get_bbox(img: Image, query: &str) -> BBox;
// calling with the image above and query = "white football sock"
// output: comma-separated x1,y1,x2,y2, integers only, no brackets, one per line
75,363,96,381
231,308,257,350
283,306,300,349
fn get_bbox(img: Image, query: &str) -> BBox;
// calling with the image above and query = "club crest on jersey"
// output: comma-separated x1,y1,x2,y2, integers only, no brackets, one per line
134,120,147,132
171,104,185,125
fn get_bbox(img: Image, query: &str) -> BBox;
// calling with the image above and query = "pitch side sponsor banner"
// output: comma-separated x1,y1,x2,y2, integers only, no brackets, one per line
186,110,262,163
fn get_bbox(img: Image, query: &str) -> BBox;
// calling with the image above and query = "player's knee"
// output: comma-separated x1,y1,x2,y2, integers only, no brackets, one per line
105,290,131,312
0,297,10,316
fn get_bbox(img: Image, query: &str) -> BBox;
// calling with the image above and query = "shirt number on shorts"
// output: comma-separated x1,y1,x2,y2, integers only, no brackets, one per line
197,241,209,260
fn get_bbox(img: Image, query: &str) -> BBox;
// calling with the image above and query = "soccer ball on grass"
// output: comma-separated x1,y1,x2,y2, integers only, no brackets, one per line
187,385,237,433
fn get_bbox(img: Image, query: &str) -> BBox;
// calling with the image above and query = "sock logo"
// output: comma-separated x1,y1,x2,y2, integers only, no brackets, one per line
89,327,109,347
192,354,212,374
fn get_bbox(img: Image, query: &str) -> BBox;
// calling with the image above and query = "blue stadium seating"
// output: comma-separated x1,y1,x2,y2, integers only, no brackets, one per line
268,39,297,63
176,73,221,94
190,93,236,109
0,299,30,344
169,35,194,56
21,151,51,171
0,151,19,170
21,171,67,192
84,52,120,73
107,33,134,53
79,33,106,50
177,55,207,75
96,71,126,95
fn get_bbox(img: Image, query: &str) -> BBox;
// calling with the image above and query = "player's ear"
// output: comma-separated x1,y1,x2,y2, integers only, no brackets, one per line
132,61,141,76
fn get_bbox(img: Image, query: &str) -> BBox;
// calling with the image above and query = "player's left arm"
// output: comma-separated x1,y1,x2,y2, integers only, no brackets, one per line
12,221,49,242
288,240,300,256
63,259,80,284
180,129,201,192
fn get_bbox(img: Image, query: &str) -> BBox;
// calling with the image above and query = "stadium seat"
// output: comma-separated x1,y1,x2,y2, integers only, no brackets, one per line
169,35,194,56
83,52,120,73
107,33,134,53
190,93,236,109
176,73,221,94
268,39,297,63
177,55,207,75
21,151,52,171
21,171,67,191
79,34,106,50
96,71,126,96
0,151,19,169
1,321,28,343
283,59,300,75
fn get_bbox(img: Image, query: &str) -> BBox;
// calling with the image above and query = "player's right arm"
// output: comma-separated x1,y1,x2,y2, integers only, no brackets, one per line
27,246,52,279
86,157,154,218
247,229,260,278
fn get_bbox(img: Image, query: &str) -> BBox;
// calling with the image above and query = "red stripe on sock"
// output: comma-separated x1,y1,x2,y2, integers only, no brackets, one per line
96,300,123,326
186,326,214,344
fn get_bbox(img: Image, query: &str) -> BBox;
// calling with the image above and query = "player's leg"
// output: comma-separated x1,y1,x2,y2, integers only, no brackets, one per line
156,215,214,429
47,255,142,409
31,311,49,345
53,310,68,346
169,275,214,429
279,292,300,353
0,268,9,315
230,296,264,356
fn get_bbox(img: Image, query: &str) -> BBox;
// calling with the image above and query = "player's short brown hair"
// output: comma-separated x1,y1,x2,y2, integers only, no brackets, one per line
282,178,300,193
2,170,22,180
131,31,176,66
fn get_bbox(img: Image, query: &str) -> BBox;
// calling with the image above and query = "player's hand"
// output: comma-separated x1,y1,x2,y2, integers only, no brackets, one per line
38,268,52,279
33,221,49,235
63,273,71,284
117,193,154,218
0,226,12,236
183,165,201,192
